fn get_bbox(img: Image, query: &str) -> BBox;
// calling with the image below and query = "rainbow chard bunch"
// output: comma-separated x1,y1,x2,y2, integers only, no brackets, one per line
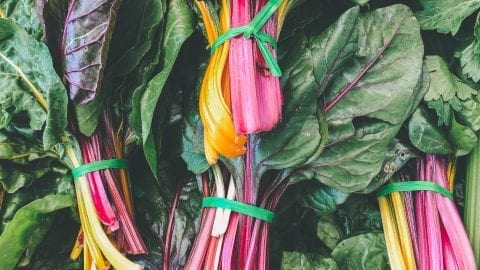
0,10,143,269
378,155,476,269
182,3,426,269
57,0,148,266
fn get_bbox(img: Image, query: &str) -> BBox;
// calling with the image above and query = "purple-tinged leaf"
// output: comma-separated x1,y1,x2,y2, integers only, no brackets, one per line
61,0,121,103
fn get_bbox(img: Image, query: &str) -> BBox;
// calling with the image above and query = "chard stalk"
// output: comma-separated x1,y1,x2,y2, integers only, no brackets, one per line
466,137,480,265
379,196,407,270
66,147,142,270
163,182,182,270
391,191,416,269
431,155,476,269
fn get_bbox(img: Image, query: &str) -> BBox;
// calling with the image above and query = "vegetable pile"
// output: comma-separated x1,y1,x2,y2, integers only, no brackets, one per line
0,0,480,269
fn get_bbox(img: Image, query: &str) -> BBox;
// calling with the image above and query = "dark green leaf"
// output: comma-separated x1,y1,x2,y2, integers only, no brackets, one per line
281,251,339,270
408,105,453,154
0,0,43,40
0,194,74,270
298,181,349,215
254,7,360,175
335,195,382,237
75,0,167,136
305,5,425,192
359,139,417,193
331,232,388,270
182,107,209,174
316,215,342,250
130,0,195,176
448,115,478,156
0,19,68,149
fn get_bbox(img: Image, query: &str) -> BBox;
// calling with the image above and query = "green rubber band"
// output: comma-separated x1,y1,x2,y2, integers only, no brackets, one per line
202,197,275,222
377,181,453,199
210,0,283,77
72,159,128,179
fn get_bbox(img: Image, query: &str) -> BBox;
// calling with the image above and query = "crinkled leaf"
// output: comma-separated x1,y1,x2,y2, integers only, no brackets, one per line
459,13,480,82
0,19,68,149
253,7,360,175
331,232,388,270
416,0,480,35
281,251,339,270
0,0,43,40
130,0,194,176
303,5,425,192
0,194,74,270
61,0,121,103
427,98,452,126
316,215,342,250
182,108,209,174
75,0,167,136
108,0,165,77
425,55,476,101
459,39,480,83
408,105,453,155
335,195,382,236
298,181,349,215
359,139,417,193
448,115,478,156
456,97,480,130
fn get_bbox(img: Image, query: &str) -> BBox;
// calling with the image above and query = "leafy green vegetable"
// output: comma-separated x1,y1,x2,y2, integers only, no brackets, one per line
296,4,425,192
130,0,195,176
409,56,480,156
298,182,349,215
416,0,480,35
425,56,476,101
0,18,67,149
75,0,167,136
0,0,43,39
335,195,382,236
409,105,453,154
459,13,480,82
359,139,418,193
0,194,74,270
281,251,339,270
317,215,342,250
331,232,388,270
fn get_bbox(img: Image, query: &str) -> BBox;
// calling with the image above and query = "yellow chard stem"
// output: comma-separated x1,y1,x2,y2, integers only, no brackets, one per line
70,230,84,260
447,159,456,192
391,191,417,270
67,147,142,270
379,196,407,270
74,177,106,269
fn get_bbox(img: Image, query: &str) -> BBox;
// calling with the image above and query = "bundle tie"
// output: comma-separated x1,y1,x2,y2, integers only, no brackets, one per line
210,0,282,77
72,159,128,179
377,181,453,199
202,197,275,222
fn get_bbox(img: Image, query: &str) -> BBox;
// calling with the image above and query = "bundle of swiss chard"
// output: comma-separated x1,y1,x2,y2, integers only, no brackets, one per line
182,2,427,269
378,155,476,269
59,0,147,264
